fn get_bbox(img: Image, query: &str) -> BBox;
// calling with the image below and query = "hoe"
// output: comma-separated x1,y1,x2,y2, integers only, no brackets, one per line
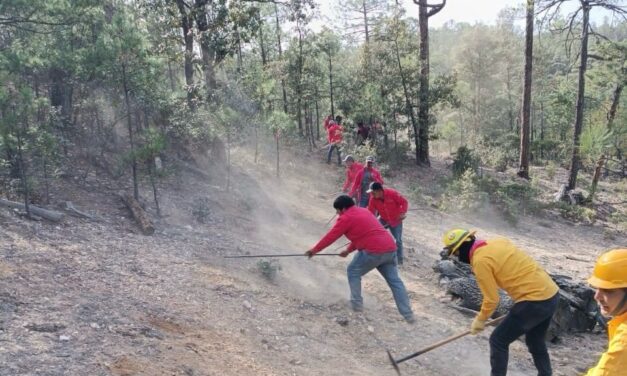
387,315,506,375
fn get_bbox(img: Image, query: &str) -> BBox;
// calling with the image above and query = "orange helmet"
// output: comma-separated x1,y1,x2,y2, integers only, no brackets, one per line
588,248,627,289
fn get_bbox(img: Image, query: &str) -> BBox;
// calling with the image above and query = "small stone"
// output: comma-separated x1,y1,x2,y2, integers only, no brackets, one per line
243,300,253,311
335,317,349,327
289,359,303,366
90,323,100,329
59,335,70,341
367,325,375,333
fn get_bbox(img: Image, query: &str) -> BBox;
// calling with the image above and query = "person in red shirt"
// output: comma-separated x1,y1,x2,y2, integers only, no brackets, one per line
350,156,383,207
323,114,333,131
326,120,343,165
367,182,408,265
305,195,415,323
342,155,364,193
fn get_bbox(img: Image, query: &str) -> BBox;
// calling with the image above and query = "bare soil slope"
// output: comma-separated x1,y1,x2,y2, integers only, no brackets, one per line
0,148,624,376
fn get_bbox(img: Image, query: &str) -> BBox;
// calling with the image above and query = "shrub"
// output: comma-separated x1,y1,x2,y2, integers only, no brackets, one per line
552,202,597,225
441,171,541,225
545,161,557,181
451,146,480,178
256,259,281,281
440,170,488,211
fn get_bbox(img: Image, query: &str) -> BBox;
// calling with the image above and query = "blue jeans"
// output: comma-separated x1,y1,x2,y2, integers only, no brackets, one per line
358,192,369,207
346,250,413,320
327,144,341,165
489,293,559,376
388,223,404,264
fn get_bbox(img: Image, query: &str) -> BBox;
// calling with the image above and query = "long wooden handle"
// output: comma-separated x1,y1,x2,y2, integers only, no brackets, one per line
395,315,507,364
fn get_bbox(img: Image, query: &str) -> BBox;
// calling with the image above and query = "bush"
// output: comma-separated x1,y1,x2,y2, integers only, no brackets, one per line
480,178,542,225
256,259,281,281
439,170,488,211
545,161,558,181
440,171,541,225
451,146,480,178
552,202,596,225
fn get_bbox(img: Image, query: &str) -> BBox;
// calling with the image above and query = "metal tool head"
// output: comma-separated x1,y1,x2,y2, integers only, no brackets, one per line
386,349,401,376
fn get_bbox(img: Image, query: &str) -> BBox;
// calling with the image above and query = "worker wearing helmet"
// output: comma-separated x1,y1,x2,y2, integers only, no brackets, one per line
584,248,627,375
442,229,559,376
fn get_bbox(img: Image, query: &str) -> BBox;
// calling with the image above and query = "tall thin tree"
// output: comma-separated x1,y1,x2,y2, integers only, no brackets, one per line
518,0,534,179
414,0,445,166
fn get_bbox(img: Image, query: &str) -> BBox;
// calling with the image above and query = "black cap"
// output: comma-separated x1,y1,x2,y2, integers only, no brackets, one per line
367,182,383,193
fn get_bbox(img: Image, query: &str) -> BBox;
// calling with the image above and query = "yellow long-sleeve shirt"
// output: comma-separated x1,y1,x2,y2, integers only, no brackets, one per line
471,238,559,321
585,311,627,376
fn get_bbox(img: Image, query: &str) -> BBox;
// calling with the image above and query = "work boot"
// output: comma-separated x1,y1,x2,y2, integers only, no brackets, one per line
351,304,364,313
405,315,416,324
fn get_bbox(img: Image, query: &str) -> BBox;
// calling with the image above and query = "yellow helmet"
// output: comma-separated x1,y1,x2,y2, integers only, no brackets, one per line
588,248,627,289
442,229,476,257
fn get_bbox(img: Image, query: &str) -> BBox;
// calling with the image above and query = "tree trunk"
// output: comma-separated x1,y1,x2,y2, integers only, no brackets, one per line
0,199,64,222
607,82,623,131
517,0,534,180
121,194,155,235
417,0,430,165
394,40,418,164
587,155,605,203
176,0,195,108
259,21,267,66
315,94,320,140
328,57,335,118
275,131,280,178
148,162,161,217
194,0,217,100
226,125,231,191
506,65,515,132
297,30,304,136
15,129,30,217
122,64,139,201
415,0,444,166
275,4,288,114
566,3,590,191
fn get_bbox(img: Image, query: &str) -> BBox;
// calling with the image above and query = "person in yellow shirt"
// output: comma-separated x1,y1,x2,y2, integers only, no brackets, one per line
585,248,627,376
442,229,559,376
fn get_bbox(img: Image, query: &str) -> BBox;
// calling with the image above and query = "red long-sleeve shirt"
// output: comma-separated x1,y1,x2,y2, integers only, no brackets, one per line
311,206,396,254
350,167,384,202
367,188,408,227
327,124,343,144
342,162,364,192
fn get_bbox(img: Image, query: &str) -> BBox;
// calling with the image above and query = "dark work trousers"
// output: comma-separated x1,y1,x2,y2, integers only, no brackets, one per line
489,293,559,376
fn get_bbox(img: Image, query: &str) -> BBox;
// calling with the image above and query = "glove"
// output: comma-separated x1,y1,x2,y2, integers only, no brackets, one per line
305,250,315,259
470,317,486,335
339,249,351,258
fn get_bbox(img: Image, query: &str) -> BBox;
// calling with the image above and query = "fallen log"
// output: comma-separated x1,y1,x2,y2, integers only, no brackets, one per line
434,258,601,339
120,194,154,235
0,198,64,222
64,201,99,221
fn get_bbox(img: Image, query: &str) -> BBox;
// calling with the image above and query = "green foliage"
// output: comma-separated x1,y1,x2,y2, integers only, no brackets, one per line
451,146,480,178
256,259,281,281
264,110,295,136
551,202,597,225
440,170,489,212
545,161,558,181
580,121,613,165
440,169,541,225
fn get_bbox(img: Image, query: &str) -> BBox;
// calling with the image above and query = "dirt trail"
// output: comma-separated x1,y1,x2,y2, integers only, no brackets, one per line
0,148,623,375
